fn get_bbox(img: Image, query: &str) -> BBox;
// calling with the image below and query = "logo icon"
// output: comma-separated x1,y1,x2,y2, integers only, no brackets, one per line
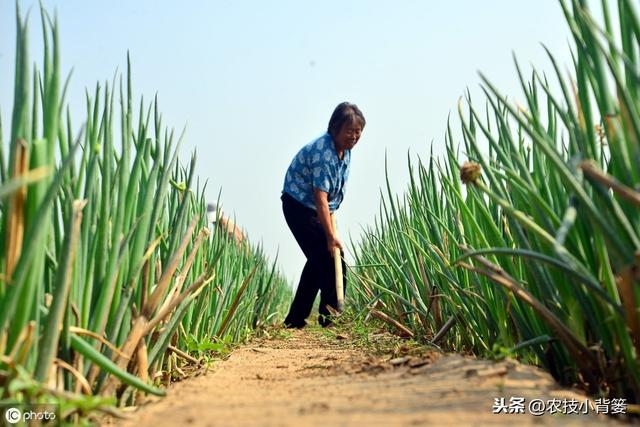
5,407,21,424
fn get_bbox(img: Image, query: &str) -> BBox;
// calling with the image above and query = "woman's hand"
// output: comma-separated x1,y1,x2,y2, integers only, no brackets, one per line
327,234,343,255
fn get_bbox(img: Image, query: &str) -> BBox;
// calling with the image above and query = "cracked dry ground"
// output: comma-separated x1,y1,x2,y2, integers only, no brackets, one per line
109,328,626,427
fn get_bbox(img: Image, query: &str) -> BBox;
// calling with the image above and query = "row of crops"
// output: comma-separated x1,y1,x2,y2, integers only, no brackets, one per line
351,0,640,403
0,6,290,418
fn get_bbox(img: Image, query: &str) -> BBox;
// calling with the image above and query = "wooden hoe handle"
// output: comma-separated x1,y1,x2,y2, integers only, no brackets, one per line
331,214,345,313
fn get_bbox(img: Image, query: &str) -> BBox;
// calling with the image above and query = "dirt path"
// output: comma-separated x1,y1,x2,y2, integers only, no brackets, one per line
108,328,624,426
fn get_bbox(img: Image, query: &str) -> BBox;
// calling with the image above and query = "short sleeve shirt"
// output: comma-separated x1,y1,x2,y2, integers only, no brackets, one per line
282,133,351,212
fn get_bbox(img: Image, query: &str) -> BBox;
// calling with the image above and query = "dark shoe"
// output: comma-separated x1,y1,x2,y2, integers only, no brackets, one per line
318,314,333,328
284,319,306,329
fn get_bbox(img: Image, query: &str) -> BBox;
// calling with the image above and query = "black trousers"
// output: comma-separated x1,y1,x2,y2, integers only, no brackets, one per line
281,192,346,327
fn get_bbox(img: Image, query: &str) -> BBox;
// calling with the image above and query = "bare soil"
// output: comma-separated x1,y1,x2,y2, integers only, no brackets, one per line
106,327,626,427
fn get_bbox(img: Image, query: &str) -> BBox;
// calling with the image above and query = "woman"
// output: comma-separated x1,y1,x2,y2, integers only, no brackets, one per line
281,102,365,328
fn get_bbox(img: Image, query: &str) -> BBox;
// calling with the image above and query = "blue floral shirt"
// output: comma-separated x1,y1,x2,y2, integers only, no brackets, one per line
282,133,351,212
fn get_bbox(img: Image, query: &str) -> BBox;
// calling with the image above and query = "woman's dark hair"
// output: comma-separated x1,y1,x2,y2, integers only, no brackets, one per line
327,102,366,138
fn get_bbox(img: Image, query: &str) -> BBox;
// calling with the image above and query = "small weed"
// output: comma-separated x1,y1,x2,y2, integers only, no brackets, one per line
184,335,234,360
268,326,295,341
488,343,516,361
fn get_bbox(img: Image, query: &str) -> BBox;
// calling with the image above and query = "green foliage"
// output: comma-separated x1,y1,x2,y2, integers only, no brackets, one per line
0,4,291,421
351,0,640,402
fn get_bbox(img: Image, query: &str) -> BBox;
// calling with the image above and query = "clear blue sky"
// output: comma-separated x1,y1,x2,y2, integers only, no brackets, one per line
1,1,575,286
